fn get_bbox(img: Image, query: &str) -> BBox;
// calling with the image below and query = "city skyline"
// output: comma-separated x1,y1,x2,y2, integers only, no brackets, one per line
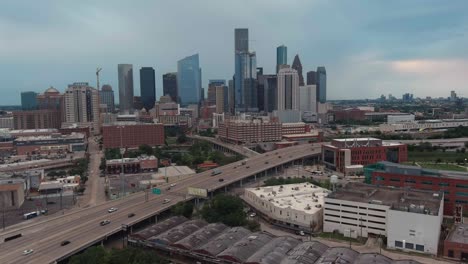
2,1,468,105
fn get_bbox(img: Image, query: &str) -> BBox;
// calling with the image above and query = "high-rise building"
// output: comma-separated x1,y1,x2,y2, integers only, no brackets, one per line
37,87,63,111
177,54,201,106
139,67,156,110
306,71,317,85
291,54,304,86
235,28,249,53
277,67,299,111
118,64,134,114
162,72,178,103
263,75,277,113
13,110,62,130
64,82,100,133
299,85,317,112
234,51,257,112
21,91,38,110
99,85,115,113
276,45,287,73
316,66,327,103
228,79,235,114
208,80,226,105
215,85,228,114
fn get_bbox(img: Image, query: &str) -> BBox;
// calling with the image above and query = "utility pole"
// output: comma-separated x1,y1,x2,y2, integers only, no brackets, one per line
96,68,102,90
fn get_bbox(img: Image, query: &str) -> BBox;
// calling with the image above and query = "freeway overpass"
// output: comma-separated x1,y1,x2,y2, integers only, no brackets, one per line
190,135,260,158
0,143,322,264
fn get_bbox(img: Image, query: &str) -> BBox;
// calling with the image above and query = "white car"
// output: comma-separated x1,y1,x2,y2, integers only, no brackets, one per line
108,207,118,213
23,249,34,255
249,212,256,217
170,183,176,187
163,199,171,204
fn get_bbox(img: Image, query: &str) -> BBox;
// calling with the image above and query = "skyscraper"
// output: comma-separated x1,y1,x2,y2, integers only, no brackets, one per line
277,67,299,111
139,67,156,110
291,54,304,86
306,71,317,85
215,85,228,114
64,82,100,133
316,66,327,103
37,86,64,123
177,54,201,106
276,45,287,73
264,75,277,113
162,73,178,103
118,64,134,114
100,85,115,112
234,51,257,112
228,79,235,114
208,80,226,105
21,91,38,110
235,28,249,52
299,85,317,112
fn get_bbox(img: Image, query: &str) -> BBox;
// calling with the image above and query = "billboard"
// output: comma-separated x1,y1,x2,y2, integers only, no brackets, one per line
188,187,208,198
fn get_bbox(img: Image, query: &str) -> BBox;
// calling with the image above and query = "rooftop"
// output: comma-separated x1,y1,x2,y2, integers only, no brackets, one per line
245,236,300,264
371,161,468,181
195,226,251,256
245,182,329,215
315,247,359,264
131,216,187,241
447,224,468,244
151,219,207,245
280,241,329,264
154,166,195,178
172,223,227,250
327,183,443,216
218,232,274,263
107,155,157,164
14,133,85,142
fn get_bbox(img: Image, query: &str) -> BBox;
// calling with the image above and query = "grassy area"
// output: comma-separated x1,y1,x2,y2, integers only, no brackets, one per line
407,150,467,163
417,163,466,172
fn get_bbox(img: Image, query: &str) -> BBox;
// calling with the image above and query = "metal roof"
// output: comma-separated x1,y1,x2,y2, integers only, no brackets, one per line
245,236,300,264
315,247,359,264
280,241,329,264
130,216,187,241
392,260,422,264
217,232,274,263
172,223,228,250
150,219,207,245
354,253,393,264
194,226,251,256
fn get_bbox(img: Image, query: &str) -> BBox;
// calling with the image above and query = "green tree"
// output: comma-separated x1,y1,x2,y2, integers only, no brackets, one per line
69,246,109,264
176,134,188,144
171,201,194,218
201,194,246,227
138,144,153,156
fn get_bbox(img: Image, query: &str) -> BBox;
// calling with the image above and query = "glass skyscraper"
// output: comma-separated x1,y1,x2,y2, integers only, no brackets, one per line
276,45,287,73
139,67,156,110
21,91,38,110
118,64,134,114
317,66,327,103
292,54,305,86
162,72,178,103
177,54,201,106
235,28,249,53
99,84,115,112
234,51,257,112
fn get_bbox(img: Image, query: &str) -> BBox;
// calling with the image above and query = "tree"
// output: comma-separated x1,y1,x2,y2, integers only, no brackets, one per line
171,201,194,218
201,194,246,227
69,245,109,264
435,158,442,164
138,144,153,156
176,134,188,144
69,246,168,264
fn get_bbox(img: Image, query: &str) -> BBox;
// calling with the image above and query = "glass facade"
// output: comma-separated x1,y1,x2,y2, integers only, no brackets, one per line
276,45,287,72
118,64,134,114
162,72,178,103
317,66,327,103
177,54,201,106
139,67,156,110
21,91,38,110
234,51,257,112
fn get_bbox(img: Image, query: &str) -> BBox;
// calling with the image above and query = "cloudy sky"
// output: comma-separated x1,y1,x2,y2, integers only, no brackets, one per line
1,0,468,104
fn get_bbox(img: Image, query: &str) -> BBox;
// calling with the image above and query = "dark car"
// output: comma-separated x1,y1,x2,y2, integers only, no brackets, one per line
100,220,111,226
219,178,224,182
60,240,70,246
128,213,135,218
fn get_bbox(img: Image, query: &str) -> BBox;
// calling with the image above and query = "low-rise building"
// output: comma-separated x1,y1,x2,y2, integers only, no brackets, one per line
14,132,86,155
0,179,25,208
244,183,329,232
324,183,443,255
322,137,407,173
380,119,468,132
444,224,468,261
106,155,158,174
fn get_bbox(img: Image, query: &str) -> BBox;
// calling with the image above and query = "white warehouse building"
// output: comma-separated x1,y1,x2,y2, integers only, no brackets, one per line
323,183,443,255
244,182,329,232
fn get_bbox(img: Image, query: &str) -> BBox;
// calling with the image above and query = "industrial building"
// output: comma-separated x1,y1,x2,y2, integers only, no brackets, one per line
129,216,422,263
14,132,86,155
322,137,407,174
366,161,468,216
379,119,468,132
105,155,158,174
324,183,443,255
244,183,329,232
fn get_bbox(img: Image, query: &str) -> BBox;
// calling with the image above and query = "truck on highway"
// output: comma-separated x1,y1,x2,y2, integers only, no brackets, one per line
211,169,222,176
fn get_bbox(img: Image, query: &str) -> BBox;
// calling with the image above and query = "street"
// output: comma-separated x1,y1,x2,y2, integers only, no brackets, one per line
80,136,106,207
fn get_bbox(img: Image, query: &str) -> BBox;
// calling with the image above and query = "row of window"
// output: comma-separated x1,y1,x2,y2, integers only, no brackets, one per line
325,202,386,212
394,241,424,252
374,177,468,189
324,219,385,231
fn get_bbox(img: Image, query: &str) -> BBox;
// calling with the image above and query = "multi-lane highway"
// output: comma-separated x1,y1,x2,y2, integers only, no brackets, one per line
0,143,322,264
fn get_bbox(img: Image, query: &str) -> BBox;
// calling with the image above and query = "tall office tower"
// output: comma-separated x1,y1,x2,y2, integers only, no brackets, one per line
291,54,305,86
208,80,226,105
234,51,257,112
277,67,299,111
201,88,205,103
99,84,115,112
177,54,201,106
276,45,287,73
64,82,100,133
316,66,327,103
21,91,38,110
235,28,249,52
306,71,317,85
263,75,278,112
215,85,229,114
118,64,134,114
139,67,156,110
257,73,265,112
162,72,178,103
228,79,235,114
299,85,317,112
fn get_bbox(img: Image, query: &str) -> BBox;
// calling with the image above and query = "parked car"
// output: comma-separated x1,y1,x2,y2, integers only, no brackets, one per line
108,207,118,213
170,183,176,187
100,220,111,226
163,199,171,204
249,212,256,217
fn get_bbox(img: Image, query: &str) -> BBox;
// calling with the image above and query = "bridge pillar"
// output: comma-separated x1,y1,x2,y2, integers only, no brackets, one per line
275,167,278,175
240,179,243,187
224,186,227,193
154,215,158,223
254,174,257,181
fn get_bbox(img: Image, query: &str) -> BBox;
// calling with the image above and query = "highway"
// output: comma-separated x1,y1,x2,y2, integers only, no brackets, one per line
0,143,322,264
190,135,260,158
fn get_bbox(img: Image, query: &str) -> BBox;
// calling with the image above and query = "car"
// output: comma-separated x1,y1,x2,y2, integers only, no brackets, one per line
249,212,256,217
163,199,171,204
218,178,224,182
100,220,111,226
108,207,118,213
265,161,269,164
170,183,176,187
23,249,34,255
297,230,306,236
166,187,171,190
128,213,135,218
278,156,282,158
246,166,250,169
60,240,70,246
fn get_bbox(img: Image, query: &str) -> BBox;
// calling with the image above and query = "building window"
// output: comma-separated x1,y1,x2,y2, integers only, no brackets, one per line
439,182,449,187
390,178,400,182
456,184,468,189
405,179,416,183
448,250,454,258
456,192,468,197
415,244,424,251
456,200,468,204
421,181,432,185
405,242,414,249
376,176,385,181
395,241,403,248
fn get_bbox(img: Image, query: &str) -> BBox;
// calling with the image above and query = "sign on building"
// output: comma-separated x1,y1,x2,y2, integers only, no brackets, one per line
188,187,208,198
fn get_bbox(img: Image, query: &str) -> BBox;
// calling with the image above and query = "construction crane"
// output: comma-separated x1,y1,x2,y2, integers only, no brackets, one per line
96,67,102,90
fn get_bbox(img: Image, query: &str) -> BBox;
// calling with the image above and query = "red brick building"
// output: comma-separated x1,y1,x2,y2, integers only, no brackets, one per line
366,161,468,216
444,224,468,260
102,123,165,149
218,120,281,144
13,110,62,130
322,138,407,173
281,122,310,135
330,108,368,121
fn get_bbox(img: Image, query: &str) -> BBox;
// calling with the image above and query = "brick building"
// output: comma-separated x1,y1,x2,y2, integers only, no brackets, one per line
444,224,468,260
106,155,158,174
102,123,165,149
13,110,62,129
366,161,468,216
218,120,281,144
322,138,407,173
281,122,310,135
330,108,368,122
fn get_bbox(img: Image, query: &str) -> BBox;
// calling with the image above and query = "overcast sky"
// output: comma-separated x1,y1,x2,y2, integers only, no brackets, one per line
1,0,468,104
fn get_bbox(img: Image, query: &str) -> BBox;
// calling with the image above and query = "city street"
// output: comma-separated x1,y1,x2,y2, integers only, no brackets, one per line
80,137,106,207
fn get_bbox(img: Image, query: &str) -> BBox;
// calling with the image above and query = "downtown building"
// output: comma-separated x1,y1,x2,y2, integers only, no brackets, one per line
102,122,165,149
99,84,115,113
316,66,327,103
276,45,287,73
177,54,201,106
234,28,258,112
277,67,299,111
118,64,134,114
218,119,281,144
162,72,178,103
63,82,100,134
140,67,156,110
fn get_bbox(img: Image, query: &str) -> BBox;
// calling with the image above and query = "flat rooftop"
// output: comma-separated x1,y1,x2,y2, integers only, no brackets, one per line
327,183,442,216
107,155,157,164
447,224,468,244
246,183,329,215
